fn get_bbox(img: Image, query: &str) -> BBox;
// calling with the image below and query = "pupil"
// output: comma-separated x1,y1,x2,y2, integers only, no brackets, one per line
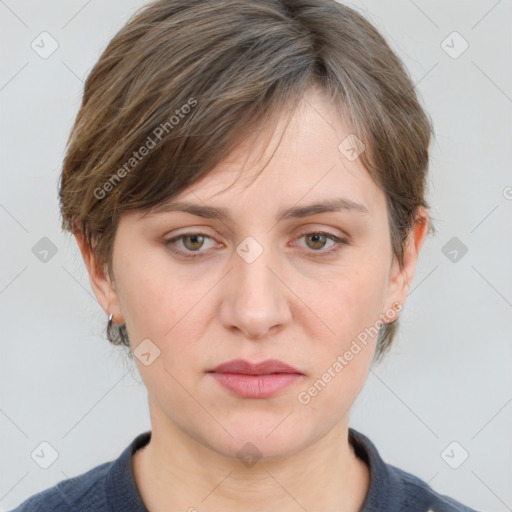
186,235,203,250
309,234,325,249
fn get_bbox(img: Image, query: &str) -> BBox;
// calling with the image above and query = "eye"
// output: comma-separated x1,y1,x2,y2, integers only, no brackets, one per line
164,232,218,258
295,231,348,256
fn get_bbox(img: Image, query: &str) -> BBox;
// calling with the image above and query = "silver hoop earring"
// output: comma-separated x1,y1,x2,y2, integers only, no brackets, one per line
108,312,114,328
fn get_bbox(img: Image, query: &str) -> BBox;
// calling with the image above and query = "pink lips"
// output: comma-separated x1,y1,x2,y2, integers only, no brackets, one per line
208,359,304,398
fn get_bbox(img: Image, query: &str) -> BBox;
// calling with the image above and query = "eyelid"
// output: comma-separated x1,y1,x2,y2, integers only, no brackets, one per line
164,231,219,257
292,230,348,255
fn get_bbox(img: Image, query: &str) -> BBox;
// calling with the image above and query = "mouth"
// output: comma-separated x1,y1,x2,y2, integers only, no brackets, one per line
207,359,304,398
208,358,303,375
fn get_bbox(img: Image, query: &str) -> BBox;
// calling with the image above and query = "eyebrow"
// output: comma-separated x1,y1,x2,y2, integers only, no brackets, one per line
149,197,369,223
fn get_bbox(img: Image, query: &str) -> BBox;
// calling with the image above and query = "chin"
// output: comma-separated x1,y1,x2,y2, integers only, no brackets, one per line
198,419,312,463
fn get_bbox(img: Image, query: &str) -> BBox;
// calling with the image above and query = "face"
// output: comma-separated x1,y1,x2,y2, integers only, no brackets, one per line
80,86,426,461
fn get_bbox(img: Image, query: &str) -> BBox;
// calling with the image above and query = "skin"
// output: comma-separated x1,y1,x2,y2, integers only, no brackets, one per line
77,85,428,512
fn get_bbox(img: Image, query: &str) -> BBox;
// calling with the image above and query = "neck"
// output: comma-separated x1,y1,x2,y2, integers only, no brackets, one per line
132,412,370,512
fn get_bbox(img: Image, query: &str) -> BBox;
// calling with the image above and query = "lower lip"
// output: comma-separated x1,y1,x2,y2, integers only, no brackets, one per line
209,372,303,398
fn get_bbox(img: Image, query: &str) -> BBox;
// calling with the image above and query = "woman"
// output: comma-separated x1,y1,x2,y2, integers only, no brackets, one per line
11,0,480,510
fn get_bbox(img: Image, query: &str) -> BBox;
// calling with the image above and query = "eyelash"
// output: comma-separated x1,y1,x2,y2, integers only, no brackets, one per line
164,231,348,259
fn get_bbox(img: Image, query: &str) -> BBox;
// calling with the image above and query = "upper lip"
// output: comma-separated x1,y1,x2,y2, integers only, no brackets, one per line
209,359,303,375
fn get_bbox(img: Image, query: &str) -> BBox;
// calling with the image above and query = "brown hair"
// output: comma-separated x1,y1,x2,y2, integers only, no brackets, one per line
59,0,435,363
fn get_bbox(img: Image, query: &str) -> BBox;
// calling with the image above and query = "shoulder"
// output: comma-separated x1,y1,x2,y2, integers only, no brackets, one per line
8,431,151,512
8,460,112,512
390,464,481,512
348,428,481,512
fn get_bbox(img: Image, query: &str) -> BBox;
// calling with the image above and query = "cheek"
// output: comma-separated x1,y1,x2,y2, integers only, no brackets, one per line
295,260,389,402
309,261,389,344
296,270,385,416
117,257,207,403
115,247,216,351
113,246,173,341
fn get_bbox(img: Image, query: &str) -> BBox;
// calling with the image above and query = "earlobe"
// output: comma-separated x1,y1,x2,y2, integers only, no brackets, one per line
73,231,124,323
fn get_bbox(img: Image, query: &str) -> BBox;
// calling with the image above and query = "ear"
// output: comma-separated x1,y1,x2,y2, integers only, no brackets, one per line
382,207,429,321
74,231,125,324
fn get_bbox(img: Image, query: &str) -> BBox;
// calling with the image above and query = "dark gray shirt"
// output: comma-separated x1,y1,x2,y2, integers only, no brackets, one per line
9,428,481,511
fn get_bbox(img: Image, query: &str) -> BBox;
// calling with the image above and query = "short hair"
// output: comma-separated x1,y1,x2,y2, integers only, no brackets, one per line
59,0,435,363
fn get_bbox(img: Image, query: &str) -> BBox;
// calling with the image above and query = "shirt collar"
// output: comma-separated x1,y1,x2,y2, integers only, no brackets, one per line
105,430,151,512
349,427,406,511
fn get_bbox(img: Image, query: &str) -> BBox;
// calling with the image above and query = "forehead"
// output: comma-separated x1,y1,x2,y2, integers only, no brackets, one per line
145,87,385,221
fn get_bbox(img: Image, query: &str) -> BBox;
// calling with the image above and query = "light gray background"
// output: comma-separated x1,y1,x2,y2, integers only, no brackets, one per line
1,1,511,511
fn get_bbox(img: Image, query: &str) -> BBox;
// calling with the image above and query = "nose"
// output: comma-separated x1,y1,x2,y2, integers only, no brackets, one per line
219,243,293,340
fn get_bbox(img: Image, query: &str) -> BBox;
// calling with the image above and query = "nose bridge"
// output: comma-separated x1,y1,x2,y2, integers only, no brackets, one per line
220,234,291,337
236,236,275,298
